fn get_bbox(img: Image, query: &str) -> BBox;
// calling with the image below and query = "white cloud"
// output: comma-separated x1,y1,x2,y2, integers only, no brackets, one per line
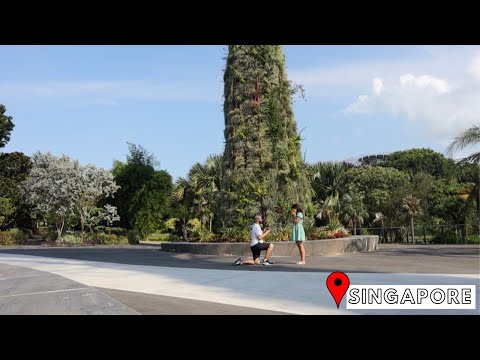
372,78,383,95
344,72,480,142
288,45,480,100
469,52,480,82
398,74,450,94
345,95,369,113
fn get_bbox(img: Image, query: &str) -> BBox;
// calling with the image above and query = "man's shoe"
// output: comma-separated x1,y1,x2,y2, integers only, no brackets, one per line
262,259,273,265
232,258,242,266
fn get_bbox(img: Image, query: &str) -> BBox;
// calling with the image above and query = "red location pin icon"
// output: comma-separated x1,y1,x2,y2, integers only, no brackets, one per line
326,272,350,308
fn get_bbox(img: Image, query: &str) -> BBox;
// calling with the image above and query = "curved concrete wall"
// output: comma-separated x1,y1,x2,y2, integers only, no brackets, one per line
160,236,378,256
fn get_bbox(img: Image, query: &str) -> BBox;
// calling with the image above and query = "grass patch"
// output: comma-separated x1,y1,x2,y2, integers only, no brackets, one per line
146,232,170,241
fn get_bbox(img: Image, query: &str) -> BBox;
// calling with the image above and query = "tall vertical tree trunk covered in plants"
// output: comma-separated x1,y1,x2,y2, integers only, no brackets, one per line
221,45,313,227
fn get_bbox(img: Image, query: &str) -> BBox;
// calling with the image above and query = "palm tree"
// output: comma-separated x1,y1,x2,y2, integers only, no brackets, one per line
373,212,386,242
309,161,351,227
316,193,341,225
446,125,480,164
402,194,423,243
446,125,480,230
171,177,193,241
188,154,224,232
341,192,368,235
309,161,350,202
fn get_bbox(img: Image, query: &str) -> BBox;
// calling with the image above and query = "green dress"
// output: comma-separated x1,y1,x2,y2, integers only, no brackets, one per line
291,212,306,242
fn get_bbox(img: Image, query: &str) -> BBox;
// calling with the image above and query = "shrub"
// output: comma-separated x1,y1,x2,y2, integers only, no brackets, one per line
317,220,350,239
199,230,216,242
61,234,83,245
466,235,480,244
305,224,319,240
187,218,202,237
91,233,129,245
0,228,28,246
0,231,15,245
167,234,182,242
34,226,49,238
165,218,179,232
94,226,128,235
127,230,139,245
220,225,250,242
268,226,291,242
393,227,407,243
147,232,170,241
105,227,128,236
46,228,58,241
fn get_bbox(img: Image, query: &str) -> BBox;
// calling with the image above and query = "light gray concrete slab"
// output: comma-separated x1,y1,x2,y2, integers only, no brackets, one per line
0,263,137,315
0,251,477,315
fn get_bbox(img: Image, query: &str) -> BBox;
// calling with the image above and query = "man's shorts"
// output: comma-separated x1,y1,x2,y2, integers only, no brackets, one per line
250,243,270,260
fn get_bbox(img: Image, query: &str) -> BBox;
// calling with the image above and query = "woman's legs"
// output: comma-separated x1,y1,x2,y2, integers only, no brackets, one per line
296,241,306,264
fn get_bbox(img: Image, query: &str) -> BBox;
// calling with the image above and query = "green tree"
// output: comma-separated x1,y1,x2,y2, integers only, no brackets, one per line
341,192,368,235
0,105,14,148
344,166,410,227
171,177,194,240
402,194,423,242
309,161,351,202
381,148,455,179
0,197,14,228
111,143,157,229
188,154,224,232
410,172,436,223
130,170,173,240
0,152,32,228
446,125,480,230
222,45,312,227
429,180,473,225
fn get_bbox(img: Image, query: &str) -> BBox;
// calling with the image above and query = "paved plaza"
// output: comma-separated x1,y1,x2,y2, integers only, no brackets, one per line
0,244,478,315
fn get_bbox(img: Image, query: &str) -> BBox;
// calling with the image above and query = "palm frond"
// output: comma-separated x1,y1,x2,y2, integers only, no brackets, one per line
456,152,480,165
446,125,480,157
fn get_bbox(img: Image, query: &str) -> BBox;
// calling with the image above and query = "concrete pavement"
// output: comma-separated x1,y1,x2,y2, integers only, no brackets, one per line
0,263,138,315
0,244,478,315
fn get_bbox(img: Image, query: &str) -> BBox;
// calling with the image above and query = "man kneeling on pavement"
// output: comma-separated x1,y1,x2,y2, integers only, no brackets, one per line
233,214,274,266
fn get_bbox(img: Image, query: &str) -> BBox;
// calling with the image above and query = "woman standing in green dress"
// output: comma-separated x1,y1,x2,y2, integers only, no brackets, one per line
291,203,306,265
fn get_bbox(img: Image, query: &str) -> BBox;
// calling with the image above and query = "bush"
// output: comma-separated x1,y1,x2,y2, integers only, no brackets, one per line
220,225,250,242
199,230,216,242
46,228,58,241
91,233,129,245
187,218,202,237
165,218,179,232
305,225,319,240
268,226,291,242
466,235,480,244
106,227,128,236
34,226,49,238
167,234,182,242
147,232,170,241
393,227,407,243
61,233,83,245
95,226,127,236
430,230,456,244
127,230,140,245
0,228,28,246
0,231,15,245
316,220,350,239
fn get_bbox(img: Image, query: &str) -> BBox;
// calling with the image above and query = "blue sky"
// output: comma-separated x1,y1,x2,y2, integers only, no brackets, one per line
2,45,480,179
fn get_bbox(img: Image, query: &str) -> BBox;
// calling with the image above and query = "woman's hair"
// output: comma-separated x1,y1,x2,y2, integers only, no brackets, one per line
291,203,303,214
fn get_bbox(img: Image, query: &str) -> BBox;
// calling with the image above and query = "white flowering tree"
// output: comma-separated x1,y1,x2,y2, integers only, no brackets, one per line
23,152,120,240
71,164,120,235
